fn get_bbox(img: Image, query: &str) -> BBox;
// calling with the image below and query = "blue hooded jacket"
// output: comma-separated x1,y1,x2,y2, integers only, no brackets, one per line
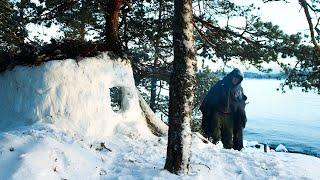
200,68,247,114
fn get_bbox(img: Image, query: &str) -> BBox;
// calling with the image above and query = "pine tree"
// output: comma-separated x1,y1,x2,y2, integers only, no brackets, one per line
164,0,196,175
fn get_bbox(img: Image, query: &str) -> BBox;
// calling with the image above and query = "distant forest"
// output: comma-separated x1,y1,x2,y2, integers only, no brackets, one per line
243,72,286,79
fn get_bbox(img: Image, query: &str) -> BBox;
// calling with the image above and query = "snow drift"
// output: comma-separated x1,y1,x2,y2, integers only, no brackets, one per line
0,53,152,139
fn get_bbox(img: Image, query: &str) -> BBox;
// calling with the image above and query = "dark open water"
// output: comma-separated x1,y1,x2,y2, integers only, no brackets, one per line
242,79,320,157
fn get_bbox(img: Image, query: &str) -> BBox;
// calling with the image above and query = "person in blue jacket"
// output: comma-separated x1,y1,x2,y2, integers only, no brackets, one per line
200,68,247,149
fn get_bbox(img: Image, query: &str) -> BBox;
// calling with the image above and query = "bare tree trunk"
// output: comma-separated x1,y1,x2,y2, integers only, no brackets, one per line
150,78,157,111
150,0,163,112
79,23,86,42
164,0,196,175
104,0,123,55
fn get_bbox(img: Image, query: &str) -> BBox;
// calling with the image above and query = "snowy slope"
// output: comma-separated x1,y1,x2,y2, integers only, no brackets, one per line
0,53,319,179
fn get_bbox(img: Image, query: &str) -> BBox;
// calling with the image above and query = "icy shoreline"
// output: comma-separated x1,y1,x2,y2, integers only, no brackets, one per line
268,144,320,158
244,140,320,158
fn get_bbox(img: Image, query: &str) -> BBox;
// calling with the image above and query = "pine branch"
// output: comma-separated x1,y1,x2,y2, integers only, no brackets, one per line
193,22,217,49
262,0,289,3
36,0,79,21
193,15,263,47
299,0,320,54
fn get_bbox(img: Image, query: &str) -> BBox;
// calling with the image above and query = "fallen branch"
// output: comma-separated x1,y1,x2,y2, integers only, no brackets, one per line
137,89,168,136
194,132,211,144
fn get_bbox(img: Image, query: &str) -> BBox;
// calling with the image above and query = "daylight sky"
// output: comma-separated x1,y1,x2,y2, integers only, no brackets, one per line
29,1,310,41
27,0,313,73
233,0,310,35
205,0,312,73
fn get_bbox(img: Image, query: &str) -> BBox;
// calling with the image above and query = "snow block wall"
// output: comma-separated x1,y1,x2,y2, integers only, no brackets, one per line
0,53,151,139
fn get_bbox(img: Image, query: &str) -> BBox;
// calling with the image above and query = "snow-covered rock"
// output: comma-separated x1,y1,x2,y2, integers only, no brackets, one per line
276,144,288,152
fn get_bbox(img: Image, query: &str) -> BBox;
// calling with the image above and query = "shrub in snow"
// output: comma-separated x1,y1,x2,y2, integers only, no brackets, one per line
109,86,123,112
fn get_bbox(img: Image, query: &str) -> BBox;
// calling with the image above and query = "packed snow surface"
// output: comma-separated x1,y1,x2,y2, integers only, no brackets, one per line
0,53,319,179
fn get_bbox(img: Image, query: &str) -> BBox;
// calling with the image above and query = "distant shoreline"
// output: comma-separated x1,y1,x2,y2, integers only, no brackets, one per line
243,72,286,79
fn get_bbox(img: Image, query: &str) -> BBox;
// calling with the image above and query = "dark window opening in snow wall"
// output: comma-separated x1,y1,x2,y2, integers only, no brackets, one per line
110,87,123,112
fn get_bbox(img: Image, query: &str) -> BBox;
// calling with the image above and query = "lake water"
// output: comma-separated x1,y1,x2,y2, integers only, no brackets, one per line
242,79,320,157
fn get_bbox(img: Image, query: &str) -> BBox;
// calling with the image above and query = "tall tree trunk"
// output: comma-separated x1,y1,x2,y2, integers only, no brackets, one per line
79,23,86,42
104,0,123,55
17,0,27,43
150,77,157,111
150,0,163,112
164,0,196,175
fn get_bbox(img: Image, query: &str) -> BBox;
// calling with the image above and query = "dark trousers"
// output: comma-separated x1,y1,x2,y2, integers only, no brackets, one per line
202,110,245,150
233,127,244,150
202,111,234,149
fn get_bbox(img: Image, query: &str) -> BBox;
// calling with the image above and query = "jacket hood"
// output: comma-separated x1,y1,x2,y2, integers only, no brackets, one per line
223,68,244,86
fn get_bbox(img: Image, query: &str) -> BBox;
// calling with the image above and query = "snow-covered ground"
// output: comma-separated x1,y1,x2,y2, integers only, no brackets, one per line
1,124,320,180
1,53,320,179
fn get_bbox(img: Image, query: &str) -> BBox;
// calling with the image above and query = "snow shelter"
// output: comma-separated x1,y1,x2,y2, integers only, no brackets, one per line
0,53,167,139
